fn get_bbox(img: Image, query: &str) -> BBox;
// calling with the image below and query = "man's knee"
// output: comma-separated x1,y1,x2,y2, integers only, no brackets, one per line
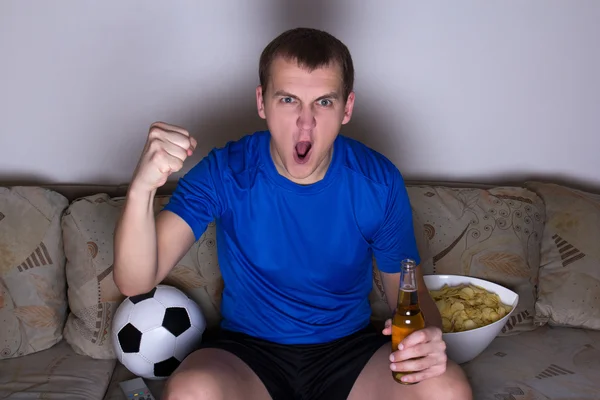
437,361,473,400
443,377,473,400
412,361,472,400
163,369,226,400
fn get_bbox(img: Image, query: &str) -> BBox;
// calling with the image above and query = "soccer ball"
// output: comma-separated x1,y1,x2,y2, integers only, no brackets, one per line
112,284,206,380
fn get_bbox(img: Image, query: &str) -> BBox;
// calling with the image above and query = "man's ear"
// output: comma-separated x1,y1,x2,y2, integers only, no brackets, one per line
256,85,266,119
341,91,356,125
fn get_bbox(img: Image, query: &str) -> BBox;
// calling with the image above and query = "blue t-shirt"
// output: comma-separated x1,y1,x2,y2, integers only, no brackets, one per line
163,130,420,345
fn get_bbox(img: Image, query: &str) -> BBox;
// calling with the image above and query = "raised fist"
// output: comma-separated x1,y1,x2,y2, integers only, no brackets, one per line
131,122,197,192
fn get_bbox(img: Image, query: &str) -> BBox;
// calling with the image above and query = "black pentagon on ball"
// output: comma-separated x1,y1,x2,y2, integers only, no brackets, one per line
162,307,191,337
154,356,181,377
128,287,157,304
118,323,142,353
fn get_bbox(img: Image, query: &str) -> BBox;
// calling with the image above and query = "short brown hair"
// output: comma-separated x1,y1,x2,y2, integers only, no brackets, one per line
259,27,354,101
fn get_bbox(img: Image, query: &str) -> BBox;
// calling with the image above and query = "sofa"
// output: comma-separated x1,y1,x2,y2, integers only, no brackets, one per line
1,179,599,400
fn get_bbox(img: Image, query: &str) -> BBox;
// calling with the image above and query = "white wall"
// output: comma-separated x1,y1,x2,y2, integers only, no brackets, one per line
1,1,599,187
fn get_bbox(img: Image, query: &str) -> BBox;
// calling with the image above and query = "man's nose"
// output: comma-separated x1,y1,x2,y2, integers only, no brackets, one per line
297,105,316,130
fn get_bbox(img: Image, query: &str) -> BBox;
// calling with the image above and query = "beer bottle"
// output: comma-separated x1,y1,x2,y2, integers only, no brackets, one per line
391,258,425,384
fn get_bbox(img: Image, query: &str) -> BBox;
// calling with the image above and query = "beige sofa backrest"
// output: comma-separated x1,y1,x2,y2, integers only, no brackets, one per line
2,180,599,363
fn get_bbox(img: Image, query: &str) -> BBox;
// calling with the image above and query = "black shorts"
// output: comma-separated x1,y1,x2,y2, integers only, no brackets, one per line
198,323,390,400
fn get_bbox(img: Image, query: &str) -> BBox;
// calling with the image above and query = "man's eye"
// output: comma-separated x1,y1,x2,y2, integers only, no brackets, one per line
281,97,294,103
318,99,332,107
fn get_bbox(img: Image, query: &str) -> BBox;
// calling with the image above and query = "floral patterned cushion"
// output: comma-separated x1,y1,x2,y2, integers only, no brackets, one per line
61,194,223,359
406,185,546,334
0,187,69,359
526,182,600,330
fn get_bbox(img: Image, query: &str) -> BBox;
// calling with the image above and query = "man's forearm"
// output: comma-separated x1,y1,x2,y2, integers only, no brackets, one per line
418,288,443,329
113,186,159,296
380,270,400,315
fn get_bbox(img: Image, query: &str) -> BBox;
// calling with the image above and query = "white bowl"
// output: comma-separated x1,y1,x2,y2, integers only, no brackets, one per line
423,274,519,365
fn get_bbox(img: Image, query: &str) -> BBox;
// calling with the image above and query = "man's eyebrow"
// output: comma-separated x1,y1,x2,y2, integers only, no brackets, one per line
273,90,298,99
315,92,340,101
272,90,340,101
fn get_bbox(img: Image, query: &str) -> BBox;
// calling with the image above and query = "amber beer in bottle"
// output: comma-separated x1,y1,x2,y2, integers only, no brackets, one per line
391,258,425,384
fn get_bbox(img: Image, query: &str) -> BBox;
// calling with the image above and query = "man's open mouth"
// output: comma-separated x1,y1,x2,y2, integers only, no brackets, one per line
294,141,312,164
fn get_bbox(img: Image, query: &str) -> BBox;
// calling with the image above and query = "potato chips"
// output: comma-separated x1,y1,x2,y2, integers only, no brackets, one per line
429,283,513,333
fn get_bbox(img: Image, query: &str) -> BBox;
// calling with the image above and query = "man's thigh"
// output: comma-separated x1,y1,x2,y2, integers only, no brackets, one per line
347,343,473,400
162,348,272,400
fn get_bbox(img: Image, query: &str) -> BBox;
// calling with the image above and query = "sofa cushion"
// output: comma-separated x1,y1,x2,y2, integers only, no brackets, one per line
0,339,115,399
462,325,600,399
406,185,546,334
526,182,600,330
0,186,69,359
61,193,223,359
103,362,165,400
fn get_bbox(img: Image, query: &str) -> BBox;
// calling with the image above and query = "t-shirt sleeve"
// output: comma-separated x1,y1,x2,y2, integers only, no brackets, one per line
162,149,225,241
371,168,421,273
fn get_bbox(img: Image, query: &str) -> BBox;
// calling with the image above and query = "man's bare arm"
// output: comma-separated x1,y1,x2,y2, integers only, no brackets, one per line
113,122,197,297
113,189,195,296
380,265,442,329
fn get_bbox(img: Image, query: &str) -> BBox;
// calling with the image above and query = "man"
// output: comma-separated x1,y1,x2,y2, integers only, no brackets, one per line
114,28,472,400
